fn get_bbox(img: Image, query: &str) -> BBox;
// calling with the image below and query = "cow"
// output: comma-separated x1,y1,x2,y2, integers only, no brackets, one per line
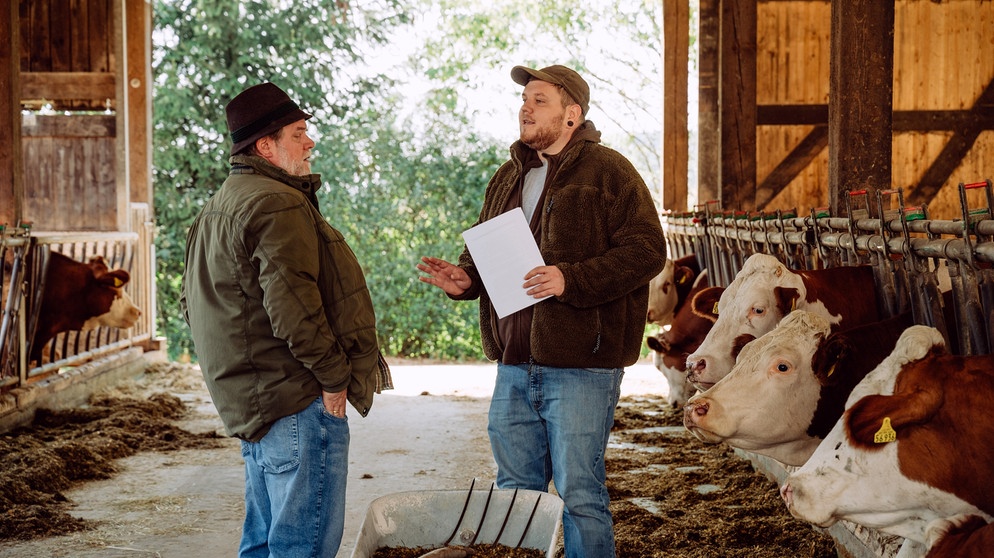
925,514,994,558
685,253,882,390
646,283,723,408
683,309,915,466
779,325,994,545
646,253,702,325
29,251,142,363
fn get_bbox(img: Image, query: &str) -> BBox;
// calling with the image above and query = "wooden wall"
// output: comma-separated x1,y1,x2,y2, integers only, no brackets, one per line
21,114,117,230
750,0,993,220
19,0,115,111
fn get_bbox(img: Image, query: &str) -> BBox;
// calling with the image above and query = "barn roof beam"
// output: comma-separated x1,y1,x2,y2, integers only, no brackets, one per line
907,77,994,207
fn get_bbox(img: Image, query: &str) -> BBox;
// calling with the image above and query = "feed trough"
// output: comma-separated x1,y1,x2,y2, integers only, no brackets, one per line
349,482,564,558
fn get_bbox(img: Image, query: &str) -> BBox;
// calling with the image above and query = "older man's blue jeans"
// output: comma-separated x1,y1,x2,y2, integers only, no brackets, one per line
238,397,350,558
489,363,623,558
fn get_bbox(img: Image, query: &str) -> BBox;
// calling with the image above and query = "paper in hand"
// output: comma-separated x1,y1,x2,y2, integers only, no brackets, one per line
462,208,550,318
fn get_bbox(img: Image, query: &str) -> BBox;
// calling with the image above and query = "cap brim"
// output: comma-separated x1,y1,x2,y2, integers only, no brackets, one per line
511,66,555,87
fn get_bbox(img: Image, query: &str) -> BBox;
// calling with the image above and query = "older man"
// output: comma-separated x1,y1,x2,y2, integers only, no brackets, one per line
182,82,390,558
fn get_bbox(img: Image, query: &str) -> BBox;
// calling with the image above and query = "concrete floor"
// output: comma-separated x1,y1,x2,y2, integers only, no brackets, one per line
0,361,665,558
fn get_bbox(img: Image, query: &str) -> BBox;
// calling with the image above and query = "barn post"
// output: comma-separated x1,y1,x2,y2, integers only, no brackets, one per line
719,0,757,211
662,0,690,212
828,0,895,217
697,0,720,208
125,0,152,212
0,0,22,227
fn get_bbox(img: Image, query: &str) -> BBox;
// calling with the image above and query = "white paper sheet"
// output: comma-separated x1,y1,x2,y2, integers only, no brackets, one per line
462,208,550,318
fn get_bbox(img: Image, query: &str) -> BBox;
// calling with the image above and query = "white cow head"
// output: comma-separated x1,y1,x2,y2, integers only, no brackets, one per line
646,259,678,325
686,254,841,390
683,310,831,466
779,326,992,544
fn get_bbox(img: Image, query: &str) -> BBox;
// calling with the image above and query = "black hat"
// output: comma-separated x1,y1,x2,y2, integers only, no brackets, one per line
225,83,312,155
511,65,590,115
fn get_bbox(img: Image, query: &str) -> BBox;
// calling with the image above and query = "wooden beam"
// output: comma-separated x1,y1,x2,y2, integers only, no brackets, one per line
126,0,152,206
757,126,828,210
662,0,689,212
828,0,894,216
720,0,757,210
907,77,994,207
113,0,126,232
0,0,21,226
20,71,115,101
757,104,994,131
697,0,720,207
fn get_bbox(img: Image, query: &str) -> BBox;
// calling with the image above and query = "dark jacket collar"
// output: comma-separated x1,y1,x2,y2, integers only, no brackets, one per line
228,154,323,210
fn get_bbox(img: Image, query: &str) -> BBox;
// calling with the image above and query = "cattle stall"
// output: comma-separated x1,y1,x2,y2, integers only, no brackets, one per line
662,180,994,557
0,203,155,427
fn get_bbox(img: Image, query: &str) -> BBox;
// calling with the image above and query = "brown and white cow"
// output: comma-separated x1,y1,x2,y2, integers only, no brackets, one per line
646,283,723,408
925,514,994,558
780,325,994,544
685,253,882,390
30,252,142,363
646,254,702,325
683,309,914,466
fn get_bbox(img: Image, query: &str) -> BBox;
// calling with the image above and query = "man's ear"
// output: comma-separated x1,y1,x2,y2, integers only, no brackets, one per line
255,136,273,159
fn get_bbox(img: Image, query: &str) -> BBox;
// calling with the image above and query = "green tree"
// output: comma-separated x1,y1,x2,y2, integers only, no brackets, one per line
153,0,497,362
409,0,664,198
152,0,412,359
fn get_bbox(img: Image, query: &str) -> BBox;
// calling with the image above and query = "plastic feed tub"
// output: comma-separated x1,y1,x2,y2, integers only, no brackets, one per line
349,488,564,558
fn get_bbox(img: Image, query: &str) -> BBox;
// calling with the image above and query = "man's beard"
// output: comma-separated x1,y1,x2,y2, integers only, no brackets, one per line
521,114,566,152
273,143,310,176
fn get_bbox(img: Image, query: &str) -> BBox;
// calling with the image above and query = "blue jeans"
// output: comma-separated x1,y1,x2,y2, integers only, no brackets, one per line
489,363,623,558
239,397,350,558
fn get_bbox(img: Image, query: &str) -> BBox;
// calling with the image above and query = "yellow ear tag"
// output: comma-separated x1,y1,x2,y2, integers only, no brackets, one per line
712,302,719,315
677,274,687,285
826,363,836,378
873,417,897,443
791,298,796,312
113,277,124,288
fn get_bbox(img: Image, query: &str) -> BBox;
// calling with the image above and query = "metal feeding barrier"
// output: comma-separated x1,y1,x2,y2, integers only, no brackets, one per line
663,180,994,357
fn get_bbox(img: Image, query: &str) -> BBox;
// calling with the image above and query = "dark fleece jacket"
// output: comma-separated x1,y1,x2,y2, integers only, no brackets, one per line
453,121,667,368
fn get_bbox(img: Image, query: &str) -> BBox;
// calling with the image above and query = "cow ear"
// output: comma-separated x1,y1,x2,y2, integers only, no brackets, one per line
773,286,800,316
675,266,694,286
691,287,724,321
87,256,110,275
811,334,847,386
98,269,130,288
646,335,664,352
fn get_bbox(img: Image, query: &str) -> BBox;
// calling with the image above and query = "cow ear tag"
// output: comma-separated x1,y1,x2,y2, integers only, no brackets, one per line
873,417,897,443
712,302,719,315
113,277,124,288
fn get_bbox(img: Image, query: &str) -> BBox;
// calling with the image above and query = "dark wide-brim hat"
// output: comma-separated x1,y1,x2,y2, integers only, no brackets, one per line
510,64,590,115
225,82,312,155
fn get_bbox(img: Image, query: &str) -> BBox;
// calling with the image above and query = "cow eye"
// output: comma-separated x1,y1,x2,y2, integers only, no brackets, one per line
775,361,791,373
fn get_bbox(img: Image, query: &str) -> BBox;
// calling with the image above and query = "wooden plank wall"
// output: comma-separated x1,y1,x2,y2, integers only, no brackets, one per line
753,0,994,220
21,114,116,230
19,0,114,110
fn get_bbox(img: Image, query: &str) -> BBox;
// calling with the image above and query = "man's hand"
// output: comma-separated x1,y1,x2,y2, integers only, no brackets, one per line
524,265,564,298
322,389,347,418
417,256,472,296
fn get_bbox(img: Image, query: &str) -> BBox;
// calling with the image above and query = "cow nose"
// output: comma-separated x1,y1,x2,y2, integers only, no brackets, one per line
682,399,709,426
686,357,706,380
779,482,793,508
